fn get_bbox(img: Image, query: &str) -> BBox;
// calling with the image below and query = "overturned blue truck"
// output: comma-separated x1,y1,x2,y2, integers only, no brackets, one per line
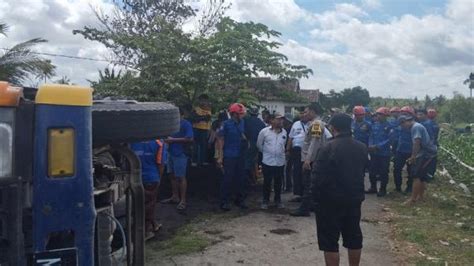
0,82,180,265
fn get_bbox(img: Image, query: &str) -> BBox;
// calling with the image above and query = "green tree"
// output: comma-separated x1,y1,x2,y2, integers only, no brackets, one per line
74,1,312,107
463,72,474,98
54,75,72,85
340,86,370,112
424,94,433,108
0,22,56,84
439,93,474,124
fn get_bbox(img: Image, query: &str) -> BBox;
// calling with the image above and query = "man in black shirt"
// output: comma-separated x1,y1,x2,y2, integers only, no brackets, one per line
312,113,368,266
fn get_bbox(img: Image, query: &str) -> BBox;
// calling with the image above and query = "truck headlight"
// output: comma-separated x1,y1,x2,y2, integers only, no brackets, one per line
0,122,13,178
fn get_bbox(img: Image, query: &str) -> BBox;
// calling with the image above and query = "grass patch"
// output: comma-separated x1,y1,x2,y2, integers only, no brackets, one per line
146,223,211,264
146,209,247,263
386,153,474,265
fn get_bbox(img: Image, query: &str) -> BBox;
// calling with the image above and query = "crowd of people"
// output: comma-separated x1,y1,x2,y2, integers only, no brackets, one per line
131,94,441,265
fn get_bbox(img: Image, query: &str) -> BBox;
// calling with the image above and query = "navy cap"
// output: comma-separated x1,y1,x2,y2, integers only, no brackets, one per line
398,114,414,123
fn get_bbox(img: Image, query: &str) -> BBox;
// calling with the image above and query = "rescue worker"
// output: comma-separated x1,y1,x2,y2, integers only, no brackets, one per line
216,103,248,211
364,107,373,123
290,103,332,217
244,107,266,184
427,108,440,180
399,115,437,205
389,107,401,155
131,139,166,240
393,106,415,193
352,106,371,146
367,107,391,197
312,113,368,266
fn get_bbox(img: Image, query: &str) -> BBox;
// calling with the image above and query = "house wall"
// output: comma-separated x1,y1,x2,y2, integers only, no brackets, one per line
259,100,306,120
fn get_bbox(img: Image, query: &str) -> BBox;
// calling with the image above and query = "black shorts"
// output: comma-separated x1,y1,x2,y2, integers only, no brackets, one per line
411,157,435,182
315,202,363,252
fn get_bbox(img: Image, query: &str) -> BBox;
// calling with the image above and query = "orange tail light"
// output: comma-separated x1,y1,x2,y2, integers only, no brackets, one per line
0,81,23,107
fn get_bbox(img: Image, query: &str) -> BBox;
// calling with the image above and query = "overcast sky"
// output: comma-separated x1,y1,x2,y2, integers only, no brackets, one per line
0,0,473,98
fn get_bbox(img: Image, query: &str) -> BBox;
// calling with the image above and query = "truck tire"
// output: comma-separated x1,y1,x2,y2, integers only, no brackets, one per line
92,101,180,146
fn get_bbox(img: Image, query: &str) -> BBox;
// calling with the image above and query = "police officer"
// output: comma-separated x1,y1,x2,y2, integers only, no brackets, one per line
367,107,391,197
393,106,416,193
352,106,371,146
290,103,332,217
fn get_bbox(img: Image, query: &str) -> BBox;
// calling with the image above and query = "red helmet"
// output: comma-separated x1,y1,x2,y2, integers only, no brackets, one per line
353,106,366,116
228,103,246,115
427,109,437,119
400,106,415,115
390,107,401,113
376,107,390,116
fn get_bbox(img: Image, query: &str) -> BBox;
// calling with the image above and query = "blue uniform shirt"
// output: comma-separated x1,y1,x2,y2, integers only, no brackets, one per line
388,118,400,152
244,115,266,145
369,121,391,156
169,119,194,157
219,119,246,158
352,120,371,145
397,127,413,154
131,140,166,184
421,120,436,145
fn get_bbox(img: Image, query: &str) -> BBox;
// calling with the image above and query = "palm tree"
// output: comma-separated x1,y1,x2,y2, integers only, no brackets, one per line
54,75,72,85
0,22,56,84
463,72,474,99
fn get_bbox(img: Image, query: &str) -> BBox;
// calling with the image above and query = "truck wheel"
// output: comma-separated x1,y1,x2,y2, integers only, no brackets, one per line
92,101,180,146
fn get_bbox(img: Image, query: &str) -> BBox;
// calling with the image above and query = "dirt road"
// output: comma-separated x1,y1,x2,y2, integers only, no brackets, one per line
148,191,399,266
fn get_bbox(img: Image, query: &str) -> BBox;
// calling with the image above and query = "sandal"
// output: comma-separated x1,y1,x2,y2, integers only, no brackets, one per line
160,198,179,204
177,202,186,211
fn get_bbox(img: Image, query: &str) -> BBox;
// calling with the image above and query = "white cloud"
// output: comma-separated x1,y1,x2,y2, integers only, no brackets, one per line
0,0,116,86
296,0,474,97
1,0,471,98
227,0,315,28
362,0,381,10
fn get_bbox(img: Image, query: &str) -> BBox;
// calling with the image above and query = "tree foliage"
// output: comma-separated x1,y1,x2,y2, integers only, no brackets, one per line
74,0,312,108
0,22,56,84
319,86,370,111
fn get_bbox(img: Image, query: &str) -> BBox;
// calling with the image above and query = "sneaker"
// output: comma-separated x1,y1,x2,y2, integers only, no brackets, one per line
260,203,269,210
276,202,285,209
289,208,310,217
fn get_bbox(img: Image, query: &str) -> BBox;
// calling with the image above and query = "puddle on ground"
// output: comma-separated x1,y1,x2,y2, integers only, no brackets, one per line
269,228,297,235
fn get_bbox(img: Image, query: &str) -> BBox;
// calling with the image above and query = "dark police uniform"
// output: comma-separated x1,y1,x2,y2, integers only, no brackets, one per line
312,133,368,252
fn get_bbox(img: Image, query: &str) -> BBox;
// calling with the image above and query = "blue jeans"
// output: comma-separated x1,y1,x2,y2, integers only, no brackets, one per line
193,129,209,165
220,157,246,205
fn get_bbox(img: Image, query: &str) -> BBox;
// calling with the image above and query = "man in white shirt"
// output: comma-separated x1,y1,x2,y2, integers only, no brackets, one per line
287,110,309,200
257,113,287,209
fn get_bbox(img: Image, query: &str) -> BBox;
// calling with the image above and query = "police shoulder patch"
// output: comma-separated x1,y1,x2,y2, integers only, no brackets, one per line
311,122,322,138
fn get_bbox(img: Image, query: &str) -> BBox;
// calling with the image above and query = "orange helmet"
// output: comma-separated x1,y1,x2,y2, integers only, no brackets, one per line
376,107,390,116
400,106,415,115
427,109,437,119
353,106,366,116
228,103,246,115
390,107,401,113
